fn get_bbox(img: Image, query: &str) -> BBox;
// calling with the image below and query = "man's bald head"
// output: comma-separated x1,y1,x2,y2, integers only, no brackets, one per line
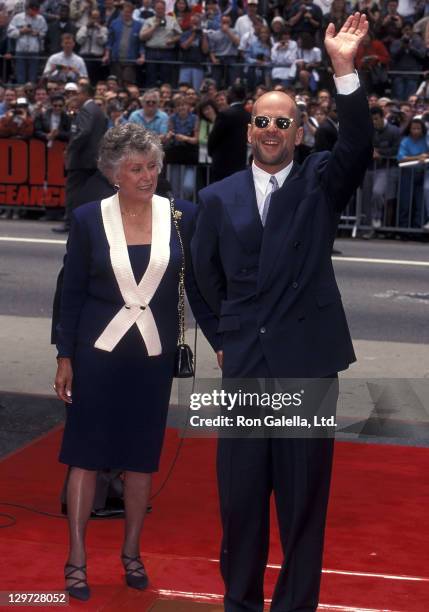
248,91,304,174
252,91,300,124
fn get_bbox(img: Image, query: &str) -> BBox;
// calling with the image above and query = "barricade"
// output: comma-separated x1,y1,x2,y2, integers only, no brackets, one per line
0,138,66,209
1,140,427,236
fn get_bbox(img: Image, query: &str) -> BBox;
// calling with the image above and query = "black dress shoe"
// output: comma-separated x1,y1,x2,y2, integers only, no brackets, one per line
51,225,70,234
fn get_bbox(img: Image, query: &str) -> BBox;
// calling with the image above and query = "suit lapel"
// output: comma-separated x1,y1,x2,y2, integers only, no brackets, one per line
257,163,304,292
225,168,263,254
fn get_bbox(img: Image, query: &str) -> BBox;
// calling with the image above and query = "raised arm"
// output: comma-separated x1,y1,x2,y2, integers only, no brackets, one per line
320,13,373,210
325,12,369,77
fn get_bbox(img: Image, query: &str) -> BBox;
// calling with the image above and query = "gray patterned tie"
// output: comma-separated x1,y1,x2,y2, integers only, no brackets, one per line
261,175,279,226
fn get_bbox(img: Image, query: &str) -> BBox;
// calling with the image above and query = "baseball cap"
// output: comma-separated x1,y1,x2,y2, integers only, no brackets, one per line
64,82,78,92
247,0,259,4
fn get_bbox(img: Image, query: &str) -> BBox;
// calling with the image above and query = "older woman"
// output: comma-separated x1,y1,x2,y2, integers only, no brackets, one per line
54,123,218,600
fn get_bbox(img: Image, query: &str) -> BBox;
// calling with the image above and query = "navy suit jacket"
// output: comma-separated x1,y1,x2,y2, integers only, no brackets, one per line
66,100,108,171
192,87,373,378
56,198,220,358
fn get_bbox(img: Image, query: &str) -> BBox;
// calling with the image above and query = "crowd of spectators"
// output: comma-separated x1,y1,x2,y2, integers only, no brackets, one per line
1,0,429,231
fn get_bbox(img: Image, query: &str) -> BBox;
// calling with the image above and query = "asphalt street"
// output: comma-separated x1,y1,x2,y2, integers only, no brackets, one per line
1,219,428,342
1,218,429,457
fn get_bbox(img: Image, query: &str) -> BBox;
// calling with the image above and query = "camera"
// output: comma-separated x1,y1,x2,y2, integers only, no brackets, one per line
387,113,401,127
159,18,166,27
402,35,410,44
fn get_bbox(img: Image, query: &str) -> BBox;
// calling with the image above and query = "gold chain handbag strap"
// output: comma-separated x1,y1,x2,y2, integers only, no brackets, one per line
170,197,186,346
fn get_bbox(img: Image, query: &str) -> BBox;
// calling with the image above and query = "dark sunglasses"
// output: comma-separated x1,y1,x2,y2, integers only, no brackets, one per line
253,115,294,130
145,100,157,105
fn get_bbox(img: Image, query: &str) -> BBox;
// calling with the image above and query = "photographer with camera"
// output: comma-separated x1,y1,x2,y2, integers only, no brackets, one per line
0,96,34,138
355,30,390,94
70,0,97,29
140,0,182,86
103,1,145,86
133,0,155,24
43,32,88,82
287,0,323,38
45,3,77,55
234,0,266,40
377,0,403,46
34,93,71,145
243,24,272,90
296,31,322,92
179,12,209,91
6,0,48,84
206,14,240,87
101,0,123,27
271,27,298,87
76,9,108,83
390,23,425,101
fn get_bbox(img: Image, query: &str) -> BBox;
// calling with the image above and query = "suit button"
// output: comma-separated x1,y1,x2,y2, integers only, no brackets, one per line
294,241,301,248
140,305,146,310
260,327,266,334
292,281,299,289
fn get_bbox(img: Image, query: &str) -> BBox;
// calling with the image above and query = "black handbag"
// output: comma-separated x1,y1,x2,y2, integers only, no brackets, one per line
170,198,195,378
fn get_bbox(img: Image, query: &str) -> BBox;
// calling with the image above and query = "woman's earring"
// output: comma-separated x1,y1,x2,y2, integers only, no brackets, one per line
114,183,120,191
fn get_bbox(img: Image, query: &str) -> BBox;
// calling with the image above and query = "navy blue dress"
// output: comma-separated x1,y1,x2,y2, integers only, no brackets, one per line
56,199,219,473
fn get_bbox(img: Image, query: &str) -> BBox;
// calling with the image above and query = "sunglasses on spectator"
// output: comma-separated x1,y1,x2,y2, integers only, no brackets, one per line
144,100,157,105
252,115,294,130
52,103,64,108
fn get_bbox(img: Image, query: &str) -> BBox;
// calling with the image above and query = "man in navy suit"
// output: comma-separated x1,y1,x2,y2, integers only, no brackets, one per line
192,13,373,612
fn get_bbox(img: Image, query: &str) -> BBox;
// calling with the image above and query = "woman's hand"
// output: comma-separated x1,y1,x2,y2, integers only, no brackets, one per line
217,350,223,370
54,357,73,404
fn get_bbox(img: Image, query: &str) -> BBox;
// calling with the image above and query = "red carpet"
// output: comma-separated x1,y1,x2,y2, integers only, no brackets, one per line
0,425,428,611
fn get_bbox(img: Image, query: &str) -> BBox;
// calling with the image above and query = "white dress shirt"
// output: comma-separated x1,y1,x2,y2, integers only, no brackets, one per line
252,71,360,220
253,162,293,219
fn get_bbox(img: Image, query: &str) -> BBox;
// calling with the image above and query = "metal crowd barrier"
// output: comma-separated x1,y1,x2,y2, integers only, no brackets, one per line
1,53,428,90
0,138,427,236
166,159,428,236
339,158,429,236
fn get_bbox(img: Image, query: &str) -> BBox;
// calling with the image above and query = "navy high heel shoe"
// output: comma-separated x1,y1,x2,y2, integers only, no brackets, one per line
64,563,90,601
121,554,149,590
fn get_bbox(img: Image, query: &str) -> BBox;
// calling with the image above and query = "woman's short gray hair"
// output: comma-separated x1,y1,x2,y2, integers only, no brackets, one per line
98,123,164,179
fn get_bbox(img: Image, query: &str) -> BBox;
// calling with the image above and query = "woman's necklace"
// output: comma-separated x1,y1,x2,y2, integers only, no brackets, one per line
120,208,140,218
